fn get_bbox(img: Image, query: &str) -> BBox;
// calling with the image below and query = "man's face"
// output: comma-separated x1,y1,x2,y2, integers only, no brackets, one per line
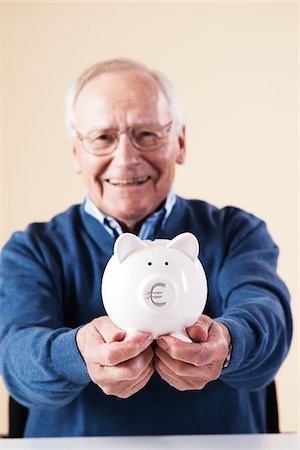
72,70,186,230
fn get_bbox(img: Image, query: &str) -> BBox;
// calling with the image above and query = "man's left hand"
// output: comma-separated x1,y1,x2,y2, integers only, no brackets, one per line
154,314,231,391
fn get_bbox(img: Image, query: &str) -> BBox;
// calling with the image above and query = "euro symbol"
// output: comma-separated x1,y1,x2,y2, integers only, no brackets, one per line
147,282,167,307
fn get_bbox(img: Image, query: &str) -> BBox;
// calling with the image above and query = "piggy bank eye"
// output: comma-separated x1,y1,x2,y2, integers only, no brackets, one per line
148,262,152,266
164,261,169,266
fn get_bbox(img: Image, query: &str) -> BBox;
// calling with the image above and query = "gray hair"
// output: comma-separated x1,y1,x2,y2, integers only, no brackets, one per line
65,58,185,139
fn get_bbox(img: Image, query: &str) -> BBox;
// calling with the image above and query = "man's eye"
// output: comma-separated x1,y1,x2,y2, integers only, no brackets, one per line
95,134,113,142
136,130,159,141
91,133,115,147
140,130,156,137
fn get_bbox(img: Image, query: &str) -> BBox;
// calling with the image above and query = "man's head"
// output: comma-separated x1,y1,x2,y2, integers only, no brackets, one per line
66,59,186,231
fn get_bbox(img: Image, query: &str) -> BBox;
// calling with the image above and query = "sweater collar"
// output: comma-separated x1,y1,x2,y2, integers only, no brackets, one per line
83,188,177,240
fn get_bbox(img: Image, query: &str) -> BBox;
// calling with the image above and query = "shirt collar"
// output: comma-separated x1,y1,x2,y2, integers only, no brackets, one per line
84,188,177,239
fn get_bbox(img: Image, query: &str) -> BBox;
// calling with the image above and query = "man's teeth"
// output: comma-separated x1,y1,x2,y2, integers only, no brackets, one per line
108,176,149,185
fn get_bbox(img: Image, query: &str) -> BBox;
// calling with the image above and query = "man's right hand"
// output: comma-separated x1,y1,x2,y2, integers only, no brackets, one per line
76,316,154,398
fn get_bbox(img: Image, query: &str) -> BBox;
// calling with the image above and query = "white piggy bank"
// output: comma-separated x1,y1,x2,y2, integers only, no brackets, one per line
101,232,207,342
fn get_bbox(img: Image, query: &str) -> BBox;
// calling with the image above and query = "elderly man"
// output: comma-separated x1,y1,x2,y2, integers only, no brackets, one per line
0,59,292,437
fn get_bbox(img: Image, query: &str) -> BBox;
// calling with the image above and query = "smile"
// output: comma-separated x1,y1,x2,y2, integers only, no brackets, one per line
106,176,150,186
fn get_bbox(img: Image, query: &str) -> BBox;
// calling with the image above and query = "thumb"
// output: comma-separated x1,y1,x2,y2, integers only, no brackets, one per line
187,314,212,343
93,316,126,343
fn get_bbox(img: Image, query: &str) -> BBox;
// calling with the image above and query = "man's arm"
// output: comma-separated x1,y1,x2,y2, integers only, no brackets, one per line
155,211,292,391
0,232,153,407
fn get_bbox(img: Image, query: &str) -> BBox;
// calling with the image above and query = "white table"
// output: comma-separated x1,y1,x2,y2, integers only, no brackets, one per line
0,434,299,450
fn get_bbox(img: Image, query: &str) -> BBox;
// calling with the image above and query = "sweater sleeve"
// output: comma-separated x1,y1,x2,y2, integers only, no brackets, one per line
214,209,292,390
0,229,91,408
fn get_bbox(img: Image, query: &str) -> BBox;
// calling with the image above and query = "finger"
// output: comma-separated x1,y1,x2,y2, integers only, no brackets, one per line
186,314,212,343
88,341,153,384
155,359,199,391
157,331,225,367
118,365,155,398
156,335,203,365
187,322,209,343
93,316,126,343
155,346,203,378
194,322,229,365
98,334,153,366
155,363,183,390
155,345,223,383
114,346,154,381
155,356,206,391
98,361,155,398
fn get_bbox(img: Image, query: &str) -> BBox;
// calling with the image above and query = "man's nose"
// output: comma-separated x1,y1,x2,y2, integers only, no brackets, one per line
113,132,140,164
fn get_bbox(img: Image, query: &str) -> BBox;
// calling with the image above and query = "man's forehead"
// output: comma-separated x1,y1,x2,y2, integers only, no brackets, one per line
73,70,170,129
76,70,166,106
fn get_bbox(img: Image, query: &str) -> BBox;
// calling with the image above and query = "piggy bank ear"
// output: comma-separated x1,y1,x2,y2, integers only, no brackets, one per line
167,232,199,262
114,233,147,263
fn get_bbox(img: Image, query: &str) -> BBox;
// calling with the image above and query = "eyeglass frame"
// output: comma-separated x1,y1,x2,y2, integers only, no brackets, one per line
73,121,173,156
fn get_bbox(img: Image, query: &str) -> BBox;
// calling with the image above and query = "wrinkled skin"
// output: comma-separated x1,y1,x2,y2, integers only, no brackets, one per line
76,315,231,397
72,70,185,232
73,69,231,397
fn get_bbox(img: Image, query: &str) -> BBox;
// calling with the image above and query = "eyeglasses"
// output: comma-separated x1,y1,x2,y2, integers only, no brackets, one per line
75,121,173,156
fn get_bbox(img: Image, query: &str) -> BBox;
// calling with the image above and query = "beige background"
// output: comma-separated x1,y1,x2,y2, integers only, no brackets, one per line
0,1,298,435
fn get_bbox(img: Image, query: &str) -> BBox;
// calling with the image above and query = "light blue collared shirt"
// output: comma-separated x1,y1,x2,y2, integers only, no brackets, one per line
84,188,177,240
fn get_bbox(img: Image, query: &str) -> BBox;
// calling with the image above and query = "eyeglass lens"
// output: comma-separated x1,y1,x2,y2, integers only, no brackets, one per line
82,123,171,154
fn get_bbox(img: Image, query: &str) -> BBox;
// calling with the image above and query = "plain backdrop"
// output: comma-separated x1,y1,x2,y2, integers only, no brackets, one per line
0,1,298,434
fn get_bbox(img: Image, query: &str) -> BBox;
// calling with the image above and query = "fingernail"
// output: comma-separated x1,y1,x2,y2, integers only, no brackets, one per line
141,335,153,344
157,338,168,350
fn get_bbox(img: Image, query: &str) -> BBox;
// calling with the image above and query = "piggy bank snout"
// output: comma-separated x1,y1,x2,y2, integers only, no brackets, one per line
139,275,177,311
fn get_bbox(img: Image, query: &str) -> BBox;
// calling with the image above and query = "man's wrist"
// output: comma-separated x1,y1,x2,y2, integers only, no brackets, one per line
216,321,233,369
222,342,233,368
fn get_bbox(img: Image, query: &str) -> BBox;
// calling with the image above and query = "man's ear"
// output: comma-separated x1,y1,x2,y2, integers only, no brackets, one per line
176,125,186,165
72,146,82,174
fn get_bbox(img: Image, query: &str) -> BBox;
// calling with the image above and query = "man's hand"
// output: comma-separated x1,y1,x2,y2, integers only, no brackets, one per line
76,316,154,398
154,315,231,391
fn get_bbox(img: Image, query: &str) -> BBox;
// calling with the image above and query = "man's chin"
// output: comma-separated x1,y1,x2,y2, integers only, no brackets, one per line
109,205,155,232
91,188,166,231
116,209,149,227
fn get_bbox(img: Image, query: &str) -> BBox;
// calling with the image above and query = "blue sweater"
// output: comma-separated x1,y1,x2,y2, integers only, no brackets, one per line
0,197,292,436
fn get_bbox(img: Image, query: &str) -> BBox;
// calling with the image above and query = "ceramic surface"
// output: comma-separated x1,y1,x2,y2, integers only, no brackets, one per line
102,232,207,341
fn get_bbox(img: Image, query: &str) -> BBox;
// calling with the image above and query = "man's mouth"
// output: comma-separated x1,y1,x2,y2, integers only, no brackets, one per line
106,176,150,186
